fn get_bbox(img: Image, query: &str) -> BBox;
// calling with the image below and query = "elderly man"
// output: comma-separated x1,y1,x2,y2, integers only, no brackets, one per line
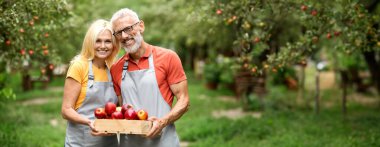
110,8,190,147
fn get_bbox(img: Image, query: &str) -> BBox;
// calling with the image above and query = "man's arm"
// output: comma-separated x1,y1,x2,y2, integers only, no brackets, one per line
146,80,190,138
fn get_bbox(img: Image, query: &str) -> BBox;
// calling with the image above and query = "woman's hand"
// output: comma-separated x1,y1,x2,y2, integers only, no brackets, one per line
87,120,96,132
88,120,114,136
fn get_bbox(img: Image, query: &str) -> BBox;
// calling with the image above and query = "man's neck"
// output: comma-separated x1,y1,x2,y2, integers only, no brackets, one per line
129,42,147,63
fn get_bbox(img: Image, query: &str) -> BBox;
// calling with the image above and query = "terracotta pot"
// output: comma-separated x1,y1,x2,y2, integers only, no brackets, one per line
205,82,218,90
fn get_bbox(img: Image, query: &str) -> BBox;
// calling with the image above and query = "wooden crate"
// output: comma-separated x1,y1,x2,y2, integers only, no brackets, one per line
94,119,152,135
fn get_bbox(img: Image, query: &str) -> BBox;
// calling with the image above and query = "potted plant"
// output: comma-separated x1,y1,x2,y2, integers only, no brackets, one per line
203,62,221,90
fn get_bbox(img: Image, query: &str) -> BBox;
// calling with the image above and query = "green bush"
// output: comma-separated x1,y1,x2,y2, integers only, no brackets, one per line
203,62,221,83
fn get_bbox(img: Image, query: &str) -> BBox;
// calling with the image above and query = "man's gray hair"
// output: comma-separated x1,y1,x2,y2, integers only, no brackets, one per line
110,8,140,25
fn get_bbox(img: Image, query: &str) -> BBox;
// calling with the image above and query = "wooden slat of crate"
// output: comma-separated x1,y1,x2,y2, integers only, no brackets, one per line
94,119,152,135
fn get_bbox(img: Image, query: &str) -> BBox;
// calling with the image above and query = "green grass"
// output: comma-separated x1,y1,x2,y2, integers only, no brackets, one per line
15,87,63,101
0,97,65,147
0,73,380,146
175,75,380,147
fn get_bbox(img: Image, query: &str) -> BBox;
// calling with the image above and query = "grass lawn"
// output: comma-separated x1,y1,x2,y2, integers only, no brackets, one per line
1,74,380,147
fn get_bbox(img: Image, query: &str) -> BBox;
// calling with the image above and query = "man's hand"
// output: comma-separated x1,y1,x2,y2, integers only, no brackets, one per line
146,116,166,138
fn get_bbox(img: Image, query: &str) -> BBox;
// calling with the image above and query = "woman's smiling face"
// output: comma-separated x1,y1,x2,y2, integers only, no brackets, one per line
94,30,113,59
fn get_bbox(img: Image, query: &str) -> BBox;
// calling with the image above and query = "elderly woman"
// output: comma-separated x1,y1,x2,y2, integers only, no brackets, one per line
61,19,120,147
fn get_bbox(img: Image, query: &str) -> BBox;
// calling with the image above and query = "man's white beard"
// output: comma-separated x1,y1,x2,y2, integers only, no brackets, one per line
124,32,143,54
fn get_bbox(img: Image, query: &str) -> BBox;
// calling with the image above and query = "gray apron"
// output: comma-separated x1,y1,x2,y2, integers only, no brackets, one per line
119,54,180,147
65,61,118,147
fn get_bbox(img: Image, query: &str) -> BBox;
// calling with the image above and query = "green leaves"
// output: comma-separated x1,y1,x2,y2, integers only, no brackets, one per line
0,0,70,97
191,0,380,73
0,0,69,70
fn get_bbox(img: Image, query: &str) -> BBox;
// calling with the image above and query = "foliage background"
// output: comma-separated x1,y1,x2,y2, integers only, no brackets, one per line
1,0,380,146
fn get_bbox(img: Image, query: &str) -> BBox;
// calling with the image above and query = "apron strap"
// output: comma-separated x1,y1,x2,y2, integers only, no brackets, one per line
122,61,128,80
106,68,113,87
88,61,94,88
122,53,153,80
148,53,154,70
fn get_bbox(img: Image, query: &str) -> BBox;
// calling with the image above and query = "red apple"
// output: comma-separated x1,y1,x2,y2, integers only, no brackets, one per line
253,37,260,43
111,111,124,119
43,50,49,55
28,49,34,55
49,64,54,70
137,109,148,120
20,49,26,55
121,104,133,114
5,40,11,46
94,108,107,119
326,33,332,39
216,9,222,15
29,20,34,26
105,102,116,116
124,108,137,120
311,10,318,16
301,5,308,11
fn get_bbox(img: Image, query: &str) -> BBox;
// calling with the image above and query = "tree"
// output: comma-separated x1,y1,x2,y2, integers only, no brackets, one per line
0,0,69,97
196,0,380,92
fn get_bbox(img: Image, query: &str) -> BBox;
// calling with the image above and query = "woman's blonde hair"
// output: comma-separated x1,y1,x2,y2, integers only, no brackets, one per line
75,19,120,68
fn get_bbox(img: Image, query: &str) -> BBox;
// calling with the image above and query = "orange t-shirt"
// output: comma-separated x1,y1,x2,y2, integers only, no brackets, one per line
110,44,187,107
66,58,110,110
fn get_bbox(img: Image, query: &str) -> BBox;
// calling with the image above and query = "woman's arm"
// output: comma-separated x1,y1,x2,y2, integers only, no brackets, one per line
61,77,93,127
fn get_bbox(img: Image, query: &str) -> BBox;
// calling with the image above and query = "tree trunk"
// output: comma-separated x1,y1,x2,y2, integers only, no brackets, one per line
348,67,367,92
364,1,380,94
315,71,320,114
297,66,305,105
362,51,380,93
46,64,54,81
22,74,32,91
340,70,349,116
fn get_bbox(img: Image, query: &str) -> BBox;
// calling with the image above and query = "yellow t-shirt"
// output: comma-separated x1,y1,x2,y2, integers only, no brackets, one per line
66,58,109,110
